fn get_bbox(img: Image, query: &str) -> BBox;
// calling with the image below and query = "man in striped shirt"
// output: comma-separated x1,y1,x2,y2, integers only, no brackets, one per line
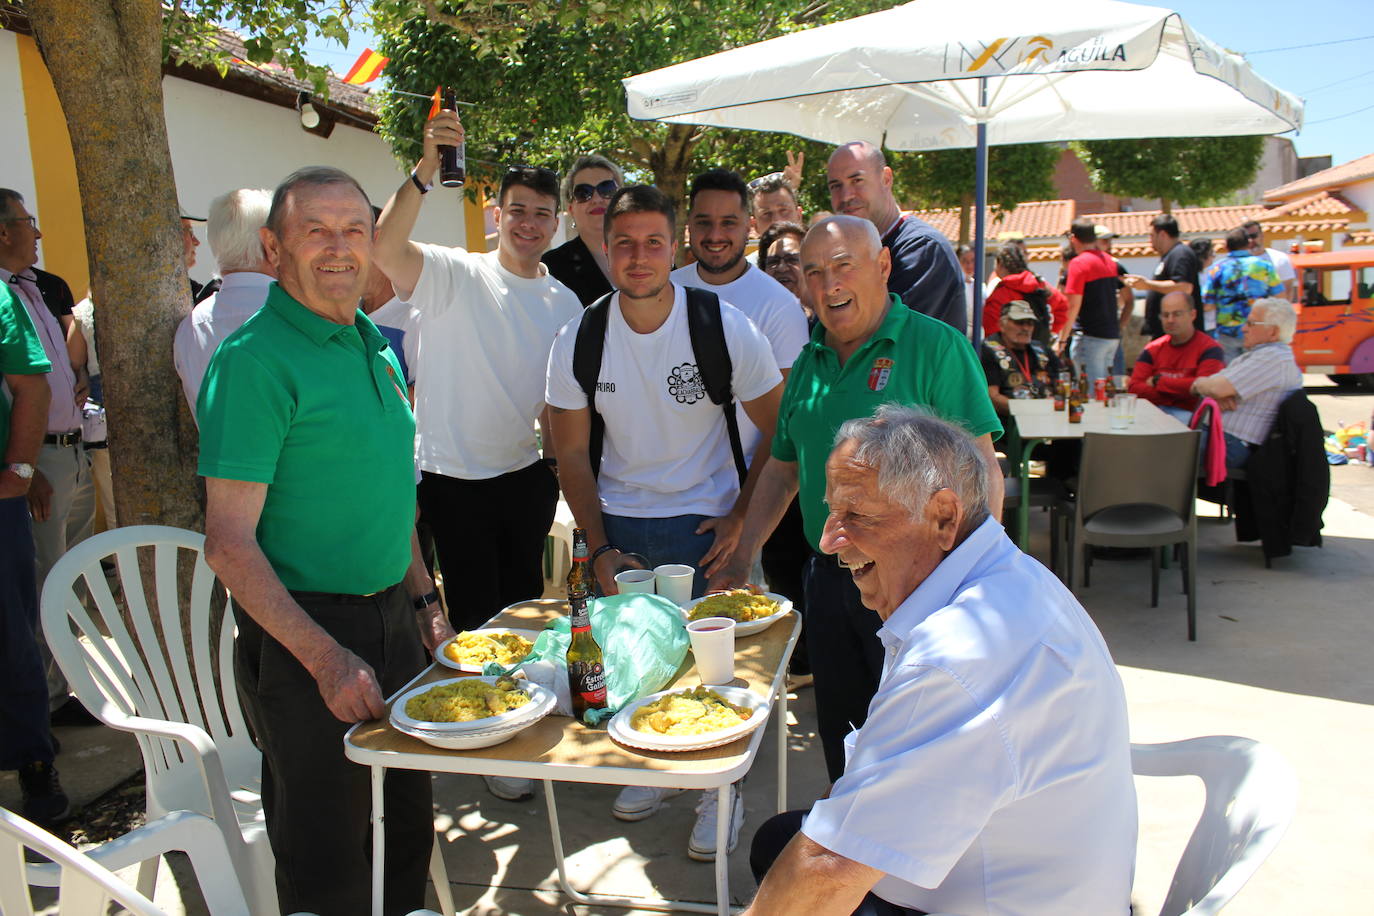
1192,298,1302,467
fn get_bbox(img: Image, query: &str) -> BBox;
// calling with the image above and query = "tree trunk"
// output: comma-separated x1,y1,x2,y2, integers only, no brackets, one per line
1161,198,1173,215
26,0,203,536
648,123,701,262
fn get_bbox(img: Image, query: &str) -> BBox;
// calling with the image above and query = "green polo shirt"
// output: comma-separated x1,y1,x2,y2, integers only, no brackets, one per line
773,295,1003,550
197,283,415,594
0,282,52,455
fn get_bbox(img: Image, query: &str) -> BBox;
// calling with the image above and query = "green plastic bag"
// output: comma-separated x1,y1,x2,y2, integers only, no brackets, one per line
487,593,689,725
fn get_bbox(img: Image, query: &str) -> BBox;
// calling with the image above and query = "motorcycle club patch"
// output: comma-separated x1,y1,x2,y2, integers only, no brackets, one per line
868,357,894,392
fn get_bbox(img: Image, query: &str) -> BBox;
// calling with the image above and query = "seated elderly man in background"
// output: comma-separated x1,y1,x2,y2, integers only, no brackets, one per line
1129,290,1225,423
980,299,1060,413
746,405,1137,916
1192,297,1302,468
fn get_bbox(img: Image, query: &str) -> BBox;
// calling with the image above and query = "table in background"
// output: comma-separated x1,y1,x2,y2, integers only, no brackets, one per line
345,598,801,916
1008,399,1190,549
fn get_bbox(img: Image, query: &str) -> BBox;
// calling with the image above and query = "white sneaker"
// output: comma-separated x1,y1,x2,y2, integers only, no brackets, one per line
687,783,744,862
484,775,535,801
611,785,685,822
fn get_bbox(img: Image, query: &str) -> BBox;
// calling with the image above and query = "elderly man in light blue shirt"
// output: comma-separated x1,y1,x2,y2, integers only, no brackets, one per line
746,405,1137,916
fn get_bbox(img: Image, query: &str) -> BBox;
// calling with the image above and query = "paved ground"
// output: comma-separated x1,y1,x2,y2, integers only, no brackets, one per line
8,377,1372,914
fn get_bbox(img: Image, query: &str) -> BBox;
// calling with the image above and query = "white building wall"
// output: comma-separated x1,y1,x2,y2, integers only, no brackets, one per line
0,32,40,255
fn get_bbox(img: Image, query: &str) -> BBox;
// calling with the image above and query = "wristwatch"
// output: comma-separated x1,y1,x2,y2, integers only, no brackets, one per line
5,462,34,479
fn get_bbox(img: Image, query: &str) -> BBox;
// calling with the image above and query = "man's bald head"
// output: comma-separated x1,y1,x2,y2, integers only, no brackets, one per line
827,140,899,232
803,214,883,262
801,215,892,354
1158,289,1196,342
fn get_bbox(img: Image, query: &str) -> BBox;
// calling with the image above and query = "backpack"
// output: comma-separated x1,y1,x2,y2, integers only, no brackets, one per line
572,287,747,483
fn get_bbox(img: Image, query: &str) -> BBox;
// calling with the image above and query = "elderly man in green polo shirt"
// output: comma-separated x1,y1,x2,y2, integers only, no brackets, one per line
199,166,453,916
710,215,1002,782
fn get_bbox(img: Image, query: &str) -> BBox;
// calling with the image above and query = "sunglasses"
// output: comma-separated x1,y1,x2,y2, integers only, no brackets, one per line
1245,231,1261,241
766,252,801,268
748,171,786,191
572,179,619,202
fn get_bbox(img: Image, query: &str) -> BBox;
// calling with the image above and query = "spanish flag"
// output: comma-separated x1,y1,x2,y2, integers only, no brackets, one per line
342,48,388,85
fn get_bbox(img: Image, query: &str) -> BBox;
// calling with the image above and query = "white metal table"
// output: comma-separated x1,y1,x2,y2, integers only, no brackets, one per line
344,598,800,916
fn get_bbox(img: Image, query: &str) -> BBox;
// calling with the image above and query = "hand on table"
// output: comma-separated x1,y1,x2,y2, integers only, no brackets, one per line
593,549,623,596
311,642,385,723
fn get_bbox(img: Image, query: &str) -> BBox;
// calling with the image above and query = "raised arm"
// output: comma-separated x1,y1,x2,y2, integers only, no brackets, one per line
374,110,465,300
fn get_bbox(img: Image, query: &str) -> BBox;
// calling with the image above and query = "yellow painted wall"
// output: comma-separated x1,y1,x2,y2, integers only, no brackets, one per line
16,34,88,296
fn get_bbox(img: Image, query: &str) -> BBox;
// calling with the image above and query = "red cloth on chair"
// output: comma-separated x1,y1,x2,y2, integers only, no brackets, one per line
1189,397,1227,487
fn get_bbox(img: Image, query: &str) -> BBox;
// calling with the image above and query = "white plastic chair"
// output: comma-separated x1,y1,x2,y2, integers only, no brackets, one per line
40,525,455,916
1,806,250,916
1132,736,1298,916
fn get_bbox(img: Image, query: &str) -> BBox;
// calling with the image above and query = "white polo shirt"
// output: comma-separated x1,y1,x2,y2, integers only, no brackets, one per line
671,261,808,460
545,283,781,518
803,518,1137,915
405,245,581,480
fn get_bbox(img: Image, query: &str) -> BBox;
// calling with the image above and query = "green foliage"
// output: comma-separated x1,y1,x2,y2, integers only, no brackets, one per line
889,143,1061,213
372,0,892,202
1073,136,1266,208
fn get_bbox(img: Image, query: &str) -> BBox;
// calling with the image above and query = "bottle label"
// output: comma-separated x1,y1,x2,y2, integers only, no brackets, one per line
569,595,591,630
569,660,607,705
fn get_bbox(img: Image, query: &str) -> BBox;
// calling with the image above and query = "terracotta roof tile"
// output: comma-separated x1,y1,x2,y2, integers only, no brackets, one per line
1348,230,1374,246
209,28,377,120
904,200,1077,242
1263,190,1358,220
1081,205,1268,237
1264,154,1374,202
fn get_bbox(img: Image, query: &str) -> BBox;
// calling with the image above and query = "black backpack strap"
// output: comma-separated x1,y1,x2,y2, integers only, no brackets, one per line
684,287,747,484
572,292,615,479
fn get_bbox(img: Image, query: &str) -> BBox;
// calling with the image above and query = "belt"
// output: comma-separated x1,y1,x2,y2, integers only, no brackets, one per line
44,431,82,447
84,440,109,450
290,582,402,605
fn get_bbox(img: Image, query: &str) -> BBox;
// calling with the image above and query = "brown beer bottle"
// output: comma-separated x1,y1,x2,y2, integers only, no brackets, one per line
438,88,466,188
566,528,607,718
1068,373,1084,424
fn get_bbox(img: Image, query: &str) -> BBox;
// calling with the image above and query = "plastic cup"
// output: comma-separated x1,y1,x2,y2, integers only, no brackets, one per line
614,568,656,594
654,563,695,607
1110,393,1137,430
686,617,736,685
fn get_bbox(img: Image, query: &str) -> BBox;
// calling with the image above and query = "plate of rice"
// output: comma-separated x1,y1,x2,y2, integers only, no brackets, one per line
607,685,770,752
680,589,792,638
434,629,541,672
391,675,552,733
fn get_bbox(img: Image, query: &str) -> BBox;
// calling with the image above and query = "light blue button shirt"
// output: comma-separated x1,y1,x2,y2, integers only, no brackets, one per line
801,518,1137,915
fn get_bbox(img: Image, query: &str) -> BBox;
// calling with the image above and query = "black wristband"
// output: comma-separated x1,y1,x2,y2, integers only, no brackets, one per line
542,457,558,468
590,544,618,565
412,589,440,610
410,170,430,195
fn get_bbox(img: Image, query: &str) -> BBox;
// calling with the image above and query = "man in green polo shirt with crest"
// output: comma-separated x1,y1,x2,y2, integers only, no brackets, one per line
199,166,453,916
710,215,1002,782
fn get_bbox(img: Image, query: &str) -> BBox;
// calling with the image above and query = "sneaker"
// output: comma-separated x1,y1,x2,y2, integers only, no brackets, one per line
19,761,71,829
483,775,535,801
687,783,744,862
611,785,685,822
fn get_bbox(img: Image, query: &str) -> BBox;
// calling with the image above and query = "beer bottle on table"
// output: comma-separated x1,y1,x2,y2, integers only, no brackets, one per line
438,88,466,188
1068,374,1084,424
566,528,607,718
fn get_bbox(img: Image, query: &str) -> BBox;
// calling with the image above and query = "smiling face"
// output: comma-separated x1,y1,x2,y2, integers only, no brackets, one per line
688,188,749,280
764,231,804,296
496,184,559,267
752,187,802,237
568,165,617,242
261,181,373,318
819,439,957,618
606,210,676,303
802,218,891,354
826,144,897,230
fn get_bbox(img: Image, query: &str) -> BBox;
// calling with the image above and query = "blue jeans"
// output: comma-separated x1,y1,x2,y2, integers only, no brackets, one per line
1070,334,1120,384
602,513,716,598
1224,432,1254,468
1159,405,1196,424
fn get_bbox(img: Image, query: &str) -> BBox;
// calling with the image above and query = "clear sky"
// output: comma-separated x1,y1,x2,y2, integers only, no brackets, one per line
299,0,1373,168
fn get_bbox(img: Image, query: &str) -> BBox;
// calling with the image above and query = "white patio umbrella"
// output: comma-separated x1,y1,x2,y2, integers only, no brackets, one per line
622,0,1303,342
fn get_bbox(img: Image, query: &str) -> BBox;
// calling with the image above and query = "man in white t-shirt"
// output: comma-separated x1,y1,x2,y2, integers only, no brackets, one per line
1242,219,1296,302
546,185,784,860
374,110,581,638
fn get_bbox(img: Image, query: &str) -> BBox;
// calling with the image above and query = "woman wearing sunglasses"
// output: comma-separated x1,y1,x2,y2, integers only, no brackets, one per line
541,155,623,305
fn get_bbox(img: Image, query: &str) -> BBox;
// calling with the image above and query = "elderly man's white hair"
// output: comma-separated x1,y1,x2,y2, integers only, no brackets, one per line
1252,296,1297,343
207,188,272,274
834,404,990,536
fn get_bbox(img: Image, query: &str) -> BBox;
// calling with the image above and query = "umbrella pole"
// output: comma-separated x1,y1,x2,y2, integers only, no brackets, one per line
971,77,988,349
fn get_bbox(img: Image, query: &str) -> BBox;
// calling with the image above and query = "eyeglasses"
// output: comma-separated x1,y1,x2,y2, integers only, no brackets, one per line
748,171,786,191
1245,231,1261,241
571,179,619,203
765,252,801,268
506,164,558,181
4,216,36,229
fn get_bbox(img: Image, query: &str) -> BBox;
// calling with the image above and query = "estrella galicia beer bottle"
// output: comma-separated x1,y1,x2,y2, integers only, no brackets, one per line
566,528,606,718
439,88,466,188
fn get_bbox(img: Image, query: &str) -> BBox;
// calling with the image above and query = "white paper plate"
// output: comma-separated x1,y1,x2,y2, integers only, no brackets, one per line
607,685,771,753
433,629,543,673
679,592,793,637
391,676,554,735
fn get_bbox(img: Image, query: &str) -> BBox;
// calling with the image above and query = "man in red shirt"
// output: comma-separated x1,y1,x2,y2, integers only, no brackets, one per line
1060,219,1122,384
1128,291,1224,423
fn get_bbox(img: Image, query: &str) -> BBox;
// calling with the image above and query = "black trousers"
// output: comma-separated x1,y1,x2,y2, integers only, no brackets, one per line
233,585,432,916
418,460,559,631
760,496,811,676
751,811,925,915
0,496,54,769
803,552,886,782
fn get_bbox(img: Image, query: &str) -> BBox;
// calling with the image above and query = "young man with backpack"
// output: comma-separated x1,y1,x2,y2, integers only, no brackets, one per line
545,184,783,859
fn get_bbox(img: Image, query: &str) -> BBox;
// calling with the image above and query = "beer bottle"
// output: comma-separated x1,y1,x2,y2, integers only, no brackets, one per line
438,88,466,188
1068,374,1084,424
566,528,607,718
1053,372,1067,412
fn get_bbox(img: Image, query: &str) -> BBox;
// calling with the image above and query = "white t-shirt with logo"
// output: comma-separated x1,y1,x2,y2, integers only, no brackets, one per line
405,245,582,480
545,283,782,518
670,261,808,459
